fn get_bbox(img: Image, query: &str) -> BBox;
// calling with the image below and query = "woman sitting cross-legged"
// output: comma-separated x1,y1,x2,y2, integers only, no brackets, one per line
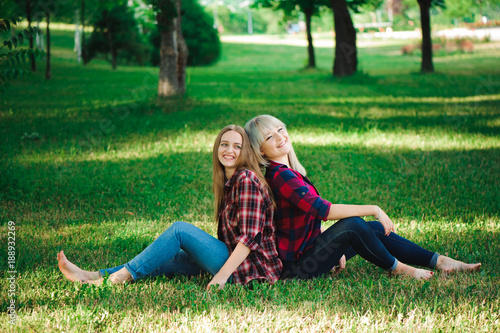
245,115,481,280
57,125,282,289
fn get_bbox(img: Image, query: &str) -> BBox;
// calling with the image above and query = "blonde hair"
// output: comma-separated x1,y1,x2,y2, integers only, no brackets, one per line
212,125,270,221
244,115,306,176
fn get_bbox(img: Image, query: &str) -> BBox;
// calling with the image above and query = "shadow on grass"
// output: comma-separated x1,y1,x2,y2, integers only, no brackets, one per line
287,105,500,136
303,146,499,219
2,142,498,226
1,151,214,224
2,97,498,165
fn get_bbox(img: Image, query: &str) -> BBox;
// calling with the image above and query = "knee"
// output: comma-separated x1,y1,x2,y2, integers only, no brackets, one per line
161,221,189,238
366,220,385,234
170,221,188,232
340,216,369,232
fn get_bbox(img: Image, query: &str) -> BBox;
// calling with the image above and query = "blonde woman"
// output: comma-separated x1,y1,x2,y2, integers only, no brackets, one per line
58,125,282,289
245,115,480,280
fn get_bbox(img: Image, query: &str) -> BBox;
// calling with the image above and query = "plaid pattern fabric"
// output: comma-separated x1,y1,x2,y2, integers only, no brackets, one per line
218,169,283,285
266,161,332,261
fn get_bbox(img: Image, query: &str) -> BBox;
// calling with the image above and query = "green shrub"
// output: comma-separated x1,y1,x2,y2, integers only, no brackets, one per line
88,4,150,67
150,0,221,67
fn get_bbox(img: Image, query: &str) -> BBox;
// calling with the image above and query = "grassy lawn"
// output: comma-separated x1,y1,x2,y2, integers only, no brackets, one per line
1,30,499,332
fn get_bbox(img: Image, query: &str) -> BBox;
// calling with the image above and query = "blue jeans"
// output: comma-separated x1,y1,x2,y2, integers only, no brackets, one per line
344,220,439,268
100,221,230,281
281,217,438,279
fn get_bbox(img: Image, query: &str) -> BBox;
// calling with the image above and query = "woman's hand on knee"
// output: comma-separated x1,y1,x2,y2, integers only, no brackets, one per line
378,209,395,236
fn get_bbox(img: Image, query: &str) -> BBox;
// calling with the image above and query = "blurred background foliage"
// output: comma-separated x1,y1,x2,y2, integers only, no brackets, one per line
2,0,499,70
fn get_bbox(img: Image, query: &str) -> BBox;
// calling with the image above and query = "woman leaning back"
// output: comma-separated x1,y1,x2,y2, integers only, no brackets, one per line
57,125,282,289
245,115,481,280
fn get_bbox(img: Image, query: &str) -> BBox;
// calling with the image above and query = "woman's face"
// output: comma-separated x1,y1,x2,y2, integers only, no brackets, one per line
260,125,291,161
218,130,242,176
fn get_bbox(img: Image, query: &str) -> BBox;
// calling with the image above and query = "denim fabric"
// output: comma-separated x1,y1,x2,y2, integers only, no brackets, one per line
281,217,399,279
100,221,230,281
344,220,439,268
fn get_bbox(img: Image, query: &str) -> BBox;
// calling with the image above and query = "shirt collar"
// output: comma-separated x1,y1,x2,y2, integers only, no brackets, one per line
224,169,242,188
268,160,287,170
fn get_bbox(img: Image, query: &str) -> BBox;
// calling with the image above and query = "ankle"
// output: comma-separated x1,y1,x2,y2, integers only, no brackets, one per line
109,268,133,284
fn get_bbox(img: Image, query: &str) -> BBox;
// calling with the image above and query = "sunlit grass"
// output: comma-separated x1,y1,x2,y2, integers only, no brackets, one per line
1,29,499,331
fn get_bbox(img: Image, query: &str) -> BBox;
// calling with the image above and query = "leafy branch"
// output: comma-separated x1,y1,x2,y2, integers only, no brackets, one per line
0,17,45,94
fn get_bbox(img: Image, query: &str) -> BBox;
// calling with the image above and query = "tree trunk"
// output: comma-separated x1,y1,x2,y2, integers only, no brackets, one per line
81,0,88,65
157,0,187,97
304,8,315,68
158,21,179,96
45,12,51,79
417,0,434,73
26,2,36,72
107,29,117,70
175,0,188,94
331,0,357,77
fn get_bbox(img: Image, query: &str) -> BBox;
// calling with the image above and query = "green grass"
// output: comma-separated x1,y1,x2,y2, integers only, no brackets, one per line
1,29,499,332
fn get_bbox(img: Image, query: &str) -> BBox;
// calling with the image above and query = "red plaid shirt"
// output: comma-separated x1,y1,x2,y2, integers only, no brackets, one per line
265,161,332,262
217,169,282,285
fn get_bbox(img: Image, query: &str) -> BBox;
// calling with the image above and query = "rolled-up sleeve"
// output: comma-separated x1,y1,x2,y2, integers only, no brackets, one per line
272,169,331,220
235,175,264,251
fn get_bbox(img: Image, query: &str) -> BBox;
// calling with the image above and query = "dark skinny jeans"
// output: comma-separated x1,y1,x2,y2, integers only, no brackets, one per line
281,217,438,279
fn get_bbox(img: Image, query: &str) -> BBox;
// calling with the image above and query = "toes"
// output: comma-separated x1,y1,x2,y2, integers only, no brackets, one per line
471,263,481,272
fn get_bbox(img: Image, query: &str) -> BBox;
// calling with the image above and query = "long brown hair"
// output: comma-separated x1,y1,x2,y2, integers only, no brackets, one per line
212,125,270,221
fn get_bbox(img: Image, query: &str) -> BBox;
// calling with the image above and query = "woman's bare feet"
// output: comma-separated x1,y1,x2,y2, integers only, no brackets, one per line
392,262,434,280
57,251,101,283
58,251,133,285
436,255,481,273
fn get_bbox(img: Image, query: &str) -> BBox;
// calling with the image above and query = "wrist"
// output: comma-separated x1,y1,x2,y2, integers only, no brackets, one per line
374,205,381,220
214,269,231,282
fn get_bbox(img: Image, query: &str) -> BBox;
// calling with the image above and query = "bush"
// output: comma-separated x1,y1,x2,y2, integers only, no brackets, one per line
88,4,150,68
151,0,221,67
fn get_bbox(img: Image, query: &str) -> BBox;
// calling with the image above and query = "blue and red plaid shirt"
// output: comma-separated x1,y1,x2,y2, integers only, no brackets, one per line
265,161,332,262
218,169,282,285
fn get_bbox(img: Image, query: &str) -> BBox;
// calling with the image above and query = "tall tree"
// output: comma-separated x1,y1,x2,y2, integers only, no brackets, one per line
78,0,102,65
80,0,89,64
152,0,188,97
331,0,357,77
37,0,77,79
254,0,329,69
417,0,433,72
87,3,146,69
416,0,444,73
329,0,383,77
11,1,38,72
41,5,51,79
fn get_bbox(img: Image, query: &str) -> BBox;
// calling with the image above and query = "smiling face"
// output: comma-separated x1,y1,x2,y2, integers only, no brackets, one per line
218,130,243,179
260,125,291,165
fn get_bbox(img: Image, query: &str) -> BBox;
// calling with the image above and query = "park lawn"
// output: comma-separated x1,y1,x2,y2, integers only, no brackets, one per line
1,29,499,332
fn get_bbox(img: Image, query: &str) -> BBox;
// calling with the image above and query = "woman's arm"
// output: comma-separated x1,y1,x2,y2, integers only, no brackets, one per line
207,242,251,290
327,204,395,235
272,168,395,236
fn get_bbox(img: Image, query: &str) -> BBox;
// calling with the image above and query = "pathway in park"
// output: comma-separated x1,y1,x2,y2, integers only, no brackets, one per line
221,27,500,47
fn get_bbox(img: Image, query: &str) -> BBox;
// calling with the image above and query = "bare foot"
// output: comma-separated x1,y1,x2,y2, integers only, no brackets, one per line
57,251,101,283
436,255,481,273
392,262,434,280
